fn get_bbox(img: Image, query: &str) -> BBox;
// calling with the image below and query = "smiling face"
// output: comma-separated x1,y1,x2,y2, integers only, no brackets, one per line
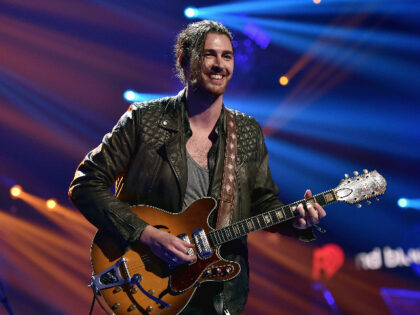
189,33,234,97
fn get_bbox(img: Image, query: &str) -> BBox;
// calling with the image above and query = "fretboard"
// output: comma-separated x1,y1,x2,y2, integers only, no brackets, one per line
207,189,337,246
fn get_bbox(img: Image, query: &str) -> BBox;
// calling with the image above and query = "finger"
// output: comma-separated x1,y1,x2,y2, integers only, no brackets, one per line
296,203,305,217
306,203,319,225
171,242,197,262
168,247,197,264
164,248,196,265
313,203,327,218
293,217,307,229
184,242,196,248
304,189,312,199
177,251,197,263
172,239,194,254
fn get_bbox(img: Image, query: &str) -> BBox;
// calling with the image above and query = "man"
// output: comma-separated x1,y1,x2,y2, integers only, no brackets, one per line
69,20,326,314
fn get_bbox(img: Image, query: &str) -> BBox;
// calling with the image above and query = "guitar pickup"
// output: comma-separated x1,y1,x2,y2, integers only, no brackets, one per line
192,228,212,259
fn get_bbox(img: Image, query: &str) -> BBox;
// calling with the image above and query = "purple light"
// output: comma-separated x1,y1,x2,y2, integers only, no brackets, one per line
323,290,336,306
243,22,271,49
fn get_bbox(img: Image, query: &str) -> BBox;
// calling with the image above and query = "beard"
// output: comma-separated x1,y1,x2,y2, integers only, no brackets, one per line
190,72,231,99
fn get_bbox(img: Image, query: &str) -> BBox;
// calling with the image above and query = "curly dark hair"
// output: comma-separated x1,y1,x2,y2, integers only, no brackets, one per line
175,20,233,85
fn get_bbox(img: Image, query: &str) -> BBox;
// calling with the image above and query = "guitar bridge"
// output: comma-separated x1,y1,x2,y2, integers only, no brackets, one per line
90,257,131,291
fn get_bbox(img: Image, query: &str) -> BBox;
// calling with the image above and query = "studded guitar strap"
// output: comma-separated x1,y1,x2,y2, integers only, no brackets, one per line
216,109,238,229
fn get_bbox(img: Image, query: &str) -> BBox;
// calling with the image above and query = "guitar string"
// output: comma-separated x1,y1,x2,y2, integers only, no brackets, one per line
112,192,335,276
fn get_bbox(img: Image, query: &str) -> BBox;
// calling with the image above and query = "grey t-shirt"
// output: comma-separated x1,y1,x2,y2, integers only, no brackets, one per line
182,151,210,210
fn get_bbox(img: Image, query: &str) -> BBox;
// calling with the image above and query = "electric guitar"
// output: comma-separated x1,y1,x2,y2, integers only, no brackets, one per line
90,170,386,314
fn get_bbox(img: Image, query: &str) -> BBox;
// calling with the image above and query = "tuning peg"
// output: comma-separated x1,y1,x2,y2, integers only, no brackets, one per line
363,169,368,174
366,200,372,205
353,171,359,176
344,173,349,179
356,203,362,208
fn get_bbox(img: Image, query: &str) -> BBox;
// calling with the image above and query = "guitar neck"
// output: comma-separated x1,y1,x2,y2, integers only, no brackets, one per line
208,189,337,246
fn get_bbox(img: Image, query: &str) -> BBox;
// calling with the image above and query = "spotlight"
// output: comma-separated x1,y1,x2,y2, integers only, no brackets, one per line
124,90,136,101
398,198,408,208
184,7,198,18
10,185,22,198
398,198,420,210
46,199,57,210
313,0,322,4
279,76,289,86
123,90,168,102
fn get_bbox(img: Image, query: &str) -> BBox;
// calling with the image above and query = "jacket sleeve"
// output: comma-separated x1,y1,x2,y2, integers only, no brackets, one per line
68,105,148,251
251,124,315,242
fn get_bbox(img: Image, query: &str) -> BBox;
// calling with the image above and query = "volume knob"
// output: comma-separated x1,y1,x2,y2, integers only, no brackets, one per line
111,303,120,310
128,304,137,311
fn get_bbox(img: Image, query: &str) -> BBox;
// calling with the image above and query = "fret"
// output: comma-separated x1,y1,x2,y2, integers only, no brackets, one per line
208,233,215,246
212,231,217,245
306,197,315,205
220,229,227,243
269,210,279,225
247,219,255,232
228,226,235,240
252,216,261,230
238,224,243,236
257,215,265,228
284,205,294,219
224,228,231,241
323,190,336,204
212,233,218,246
275,209,284,221
228,227,234,240
315,193,327,205
238,222,245,235
225,228,231,242
215,230,222,245
263,213,272,225
244,221,250,234
241,222,247,236
233,224,240,237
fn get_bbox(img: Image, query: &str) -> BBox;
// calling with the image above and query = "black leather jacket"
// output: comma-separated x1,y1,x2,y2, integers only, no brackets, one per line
69,90,313,314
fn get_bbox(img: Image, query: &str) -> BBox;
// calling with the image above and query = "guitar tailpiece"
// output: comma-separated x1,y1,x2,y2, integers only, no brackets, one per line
130,274,171,309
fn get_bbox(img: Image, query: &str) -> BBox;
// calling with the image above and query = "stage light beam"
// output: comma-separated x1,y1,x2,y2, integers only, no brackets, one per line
398,198,408,208
398,198,420,210
184,7,198,18
46,199,57,210
10,185,22,198
279,76,289,86
123,90,169,102
124,90,136,101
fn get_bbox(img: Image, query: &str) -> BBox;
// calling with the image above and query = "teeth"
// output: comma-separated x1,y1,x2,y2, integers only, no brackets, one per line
210,74,223,79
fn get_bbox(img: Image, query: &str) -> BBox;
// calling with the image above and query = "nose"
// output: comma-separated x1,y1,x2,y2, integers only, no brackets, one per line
211,64,223,73
212,54,225,71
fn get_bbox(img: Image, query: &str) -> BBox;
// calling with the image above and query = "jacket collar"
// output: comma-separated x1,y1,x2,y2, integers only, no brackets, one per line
158,89,186,132
158,88,228,137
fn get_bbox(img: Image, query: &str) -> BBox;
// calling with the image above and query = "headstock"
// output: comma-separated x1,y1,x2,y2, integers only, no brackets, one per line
334,169,387,207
